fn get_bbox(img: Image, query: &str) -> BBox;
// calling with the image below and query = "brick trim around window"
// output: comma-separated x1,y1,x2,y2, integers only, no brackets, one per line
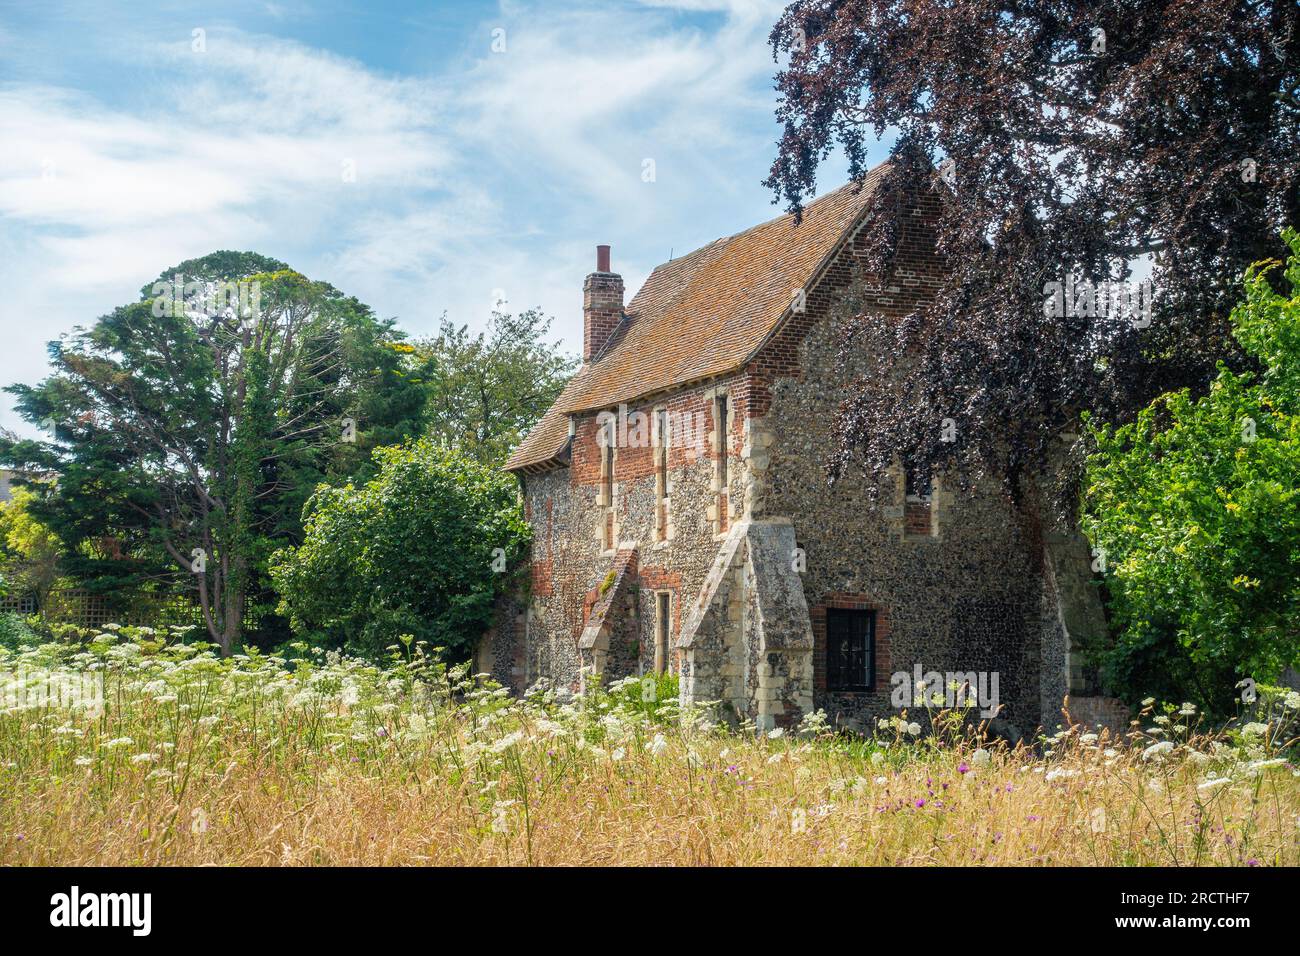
811,594,892,695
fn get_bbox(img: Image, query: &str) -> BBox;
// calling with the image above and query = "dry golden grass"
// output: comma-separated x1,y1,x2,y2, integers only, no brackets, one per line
2,632,1298,866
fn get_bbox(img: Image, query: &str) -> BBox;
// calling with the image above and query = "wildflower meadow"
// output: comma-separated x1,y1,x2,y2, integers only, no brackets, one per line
2,627,1297,867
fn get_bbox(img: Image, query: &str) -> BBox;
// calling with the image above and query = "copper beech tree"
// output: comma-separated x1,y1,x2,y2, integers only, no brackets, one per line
766,0,1299,502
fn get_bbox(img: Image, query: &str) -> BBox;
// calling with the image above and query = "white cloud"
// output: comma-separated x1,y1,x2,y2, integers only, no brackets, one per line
0,1,817,437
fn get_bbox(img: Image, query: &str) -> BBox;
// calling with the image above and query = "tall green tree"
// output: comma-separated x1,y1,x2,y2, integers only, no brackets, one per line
417,309,576,465
1083,230,1300,711
1,251,427,653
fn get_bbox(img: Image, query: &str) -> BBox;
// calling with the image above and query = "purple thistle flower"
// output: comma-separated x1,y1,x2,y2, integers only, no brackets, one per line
958,762,970,774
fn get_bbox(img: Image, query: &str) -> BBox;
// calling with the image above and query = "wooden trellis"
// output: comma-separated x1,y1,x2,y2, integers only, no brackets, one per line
0,588,202,630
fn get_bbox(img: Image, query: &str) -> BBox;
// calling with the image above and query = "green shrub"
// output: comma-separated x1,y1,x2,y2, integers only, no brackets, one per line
0,612,38,650
597,672,681,723
1083,229,1300,712
270,438,530,662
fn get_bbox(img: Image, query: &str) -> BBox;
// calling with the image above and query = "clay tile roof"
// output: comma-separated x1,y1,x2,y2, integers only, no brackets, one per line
504,369,585,472
505,165,888,472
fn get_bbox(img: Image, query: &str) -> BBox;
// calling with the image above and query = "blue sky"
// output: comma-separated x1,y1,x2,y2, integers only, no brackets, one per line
0,0,884,436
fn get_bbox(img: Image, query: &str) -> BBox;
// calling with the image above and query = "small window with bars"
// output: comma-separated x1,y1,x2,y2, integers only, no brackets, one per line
825,608,875,691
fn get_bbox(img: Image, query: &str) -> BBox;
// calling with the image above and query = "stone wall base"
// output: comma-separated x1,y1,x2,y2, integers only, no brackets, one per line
1064,695,1131,737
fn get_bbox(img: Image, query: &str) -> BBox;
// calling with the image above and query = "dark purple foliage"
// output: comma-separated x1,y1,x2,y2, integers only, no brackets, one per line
766,0,1300,502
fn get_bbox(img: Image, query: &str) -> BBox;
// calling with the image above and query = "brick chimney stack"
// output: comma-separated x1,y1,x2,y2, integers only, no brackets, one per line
583,244,624,363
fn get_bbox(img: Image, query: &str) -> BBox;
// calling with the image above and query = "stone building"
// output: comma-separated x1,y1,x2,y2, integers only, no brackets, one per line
486,162,1119,736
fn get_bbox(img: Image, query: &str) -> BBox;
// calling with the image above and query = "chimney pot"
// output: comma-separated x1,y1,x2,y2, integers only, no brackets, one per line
596,244,611,273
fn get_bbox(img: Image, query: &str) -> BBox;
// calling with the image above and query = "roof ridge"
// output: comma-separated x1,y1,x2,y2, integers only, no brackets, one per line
640,171,888,280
